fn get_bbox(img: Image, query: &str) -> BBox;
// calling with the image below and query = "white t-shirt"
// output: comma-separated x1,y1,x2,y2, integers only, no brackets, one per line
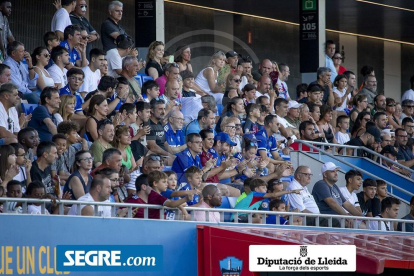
0,102,20,133
106,48,122,78
48,64,68,86
339,186,359,213
67,193,111,217
51,8,71,33
335,131,350,145
79,66,101,93
28,205,50,215
255,90,270,99
402,89,414,102
333,87,351,111
277,78,289,99
369,217,391,231
181,95,203,124
286,179,320,213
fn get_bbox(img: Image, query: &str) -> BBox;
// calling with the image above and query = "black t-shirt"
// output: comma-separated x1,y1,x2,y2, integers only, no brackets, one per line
148,119,166,151
145,60,164,77
345,137,369,157
310,81,329,105
101,18,127,52
30,161,54,195
243,118,258,134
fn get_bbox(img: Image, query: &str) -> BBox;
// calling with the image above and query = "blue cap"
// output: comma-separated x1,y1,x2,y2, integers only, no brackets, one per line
243,133,258,142
214,132,237,146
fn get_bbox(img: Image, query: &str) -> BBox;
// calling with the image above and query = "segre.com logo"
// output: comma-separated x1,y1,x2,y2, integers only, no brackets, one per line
56,245,163,271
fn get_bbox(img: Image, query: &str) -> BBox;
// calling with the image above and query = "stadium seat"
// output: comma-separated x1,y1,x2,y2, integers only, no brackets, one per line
142,75,153,84
21,103,39,115
134,75,143,88
218,196,239,222
217,104,223,115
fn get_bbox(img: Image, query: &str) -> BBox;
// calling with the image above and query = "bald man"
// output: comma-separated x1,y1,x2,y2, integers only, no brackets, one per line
252,59,273,81
256,75,276,112
164,109,187,154
194,185,222,222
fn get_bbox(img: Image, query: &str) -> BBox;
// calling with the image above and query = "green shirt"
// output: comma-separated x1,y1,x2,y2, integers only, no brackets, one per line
90,140,113,165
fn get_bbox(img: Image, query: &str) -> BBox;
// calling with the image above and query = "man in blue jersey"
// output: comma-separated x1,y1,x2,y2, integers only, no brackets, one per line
164,109,187,154
60,25,88,69
184,108,216,136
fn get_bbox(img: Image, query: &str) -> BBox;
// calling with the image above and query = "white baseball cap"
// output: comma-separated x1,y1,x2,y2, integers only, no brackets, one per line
321,162,340,173
288,101,302,109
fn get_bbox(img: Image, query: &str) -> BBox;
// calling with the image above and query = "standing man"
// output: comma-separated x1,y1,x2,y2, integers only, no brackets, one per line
277,63,291,100
51,0,77,41
120,55,142,98
312,67,334,107
325,40,337,83
70,0,100,60
0,0,14,60
101,1,128,52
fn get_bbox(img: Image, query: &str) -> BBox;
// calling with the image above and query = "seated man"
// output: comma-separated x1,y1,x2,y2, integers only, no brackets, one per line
397,196,414,232
164,109,187,154
395,128,414,170
356,178,381,217
89,119,115,167
368,197,400,231
30,141,58,197
193,185,222,222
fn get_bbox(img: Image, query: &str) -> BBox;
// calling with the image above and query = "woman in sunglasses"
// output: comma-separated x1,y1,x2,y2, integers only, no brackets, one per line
222,72,242,106
385,98,401,130
350,111,371,139
349,94,368,130
63,150,93,200
332,52,347,75
32,47,55,91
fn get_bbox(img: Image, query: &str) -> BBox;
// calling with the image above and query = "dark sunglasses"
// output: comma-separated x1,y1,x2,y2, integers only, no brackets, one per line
387,103,396,107
232,79,241,83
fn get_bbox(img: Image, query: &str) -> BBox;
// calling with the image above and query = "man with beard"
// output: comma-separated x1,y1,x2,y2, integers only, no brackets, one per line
184,108,216,136
396,128,414,170
0,83,20,144
346,127,382,157
90,119,115,167
147,98,170,157
358,75,378,106
371,94,386,116
252,59,272,82
277,63,291,100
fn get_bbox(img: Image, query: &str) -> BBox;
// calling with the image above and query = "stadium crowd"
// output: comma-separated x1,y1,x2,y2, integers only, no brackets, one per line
0,0,413,232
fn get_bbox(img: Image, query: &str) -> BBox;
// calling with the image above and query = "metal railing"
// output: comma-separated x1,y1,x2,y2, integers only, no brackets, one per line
295,140,414,204
1,198,414,233
296,139,414,176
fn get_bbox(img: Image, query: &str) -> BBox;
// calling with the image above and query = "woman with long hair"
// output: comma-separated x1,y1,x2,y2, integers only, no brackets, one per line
113,125,137,171
222,72,242,106
32,47,55,90
174,45,192,72
351,111,371,138
332,52,347,75
385,98,401,130
349,94,368,129
0,145,19,189
145,41,165,79
333,74,351,112
84,95,108,142
216,97,245,133
194,51,226,104
54,94,76,125
317,105,338,144
63,150,93,200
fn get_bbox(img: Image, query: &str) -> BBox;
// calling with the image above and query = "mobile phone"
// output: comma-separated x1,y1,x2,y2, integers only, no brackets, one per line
169,55,174,63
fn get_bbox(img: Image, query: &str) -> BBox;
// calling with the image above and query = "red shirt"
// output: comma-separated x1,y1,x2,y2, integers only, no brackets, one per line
124,194,146,218
290,142,319,152
90,164,106,177
147,190,168,219
199,150,219,183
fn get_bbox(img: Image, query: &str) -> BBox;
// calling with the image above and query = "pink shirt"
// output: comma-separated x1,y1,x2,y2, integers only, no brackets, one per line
193,201,221,222
155,75,167,96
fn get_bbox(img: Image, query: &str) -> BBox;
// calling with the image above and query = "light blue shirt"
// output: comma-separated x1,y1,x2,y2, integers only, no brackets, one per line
4,56,38,94
325,54,337,83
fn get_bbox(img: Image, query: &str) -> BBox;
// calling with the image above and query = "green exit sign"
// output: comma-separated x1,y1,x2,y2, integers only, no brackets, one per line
303,0,317,11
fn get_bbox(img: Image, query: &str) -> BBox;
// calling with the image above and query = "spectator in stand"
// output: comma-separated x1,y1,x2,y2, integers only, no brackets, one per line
120,55,143,98
373,111,388,131
106,34,135,77
0,83,21,143
350,111,371,138
221,116,242,154
311,67,334,107
141,80,160,103
216,97,244,133
402,75,414,102
164,109,187,154
380,145,411,177
346,127,381,157
395,128,414,170
160,80,180,115
385,98,401,130
60,25,87,69
17,127,39,162
194,51,226,104
401,99,414,120
357,179,380,217
101,1,128,52
222,72,242,106
0,145,19,189
30,141,58,196
130,101,151,143
79,48,105,95
252,59,272,82
369,197,400,231
147,98,170,158
296,83,308,102
275,98,298,141
217,51,238,86
359,65,375,90
145,41,164,80
306,102,323,140
185,108,216,136
325,40,337,83
256,114,286,163
59,68,86,120
54,94,75,125
0,0,14,60
51,0,76,41
243,103,260,134
194,185,222,222
174,45,192,72
31,47,54,93
333,74,351,112
277,63,291,100
255,75,276,107
290,121,316,152
84,95,109,142
67,175,112,217
63,150,93,200
180,70,197,97
10,143,32,192
26,182,59,215
312,162,363,219
4,41,39,103
402,117,414,139
0,63,10,83
317,105,338,144
240,57,255,86
371,94,386,116
241,83,256,105
48,46,70,89
397,196,414,232
380,131,392,148
349,94,368,130
298,83,323,105
123,173,150,218
339,170,363,213
43,32,60,70
70,0,99,60
4,180,23,213
51,134,70,183
100,59,108,77
91,147,122,177
113,125,137,172
90,119,114,167
28,87,60,141
332,51,346,75
285,101,301,129
395,102,402,120
358,75,378,106
375,180,388,202
156,63,180,96
335,115,350,145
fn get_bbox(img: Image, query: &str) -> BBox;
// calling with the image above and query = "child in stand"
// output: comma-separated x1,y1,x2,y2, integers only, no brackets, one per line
335,115,351,145
180,70,197,97
243,103,261,134
376,180,388,202
177,166,203,207
162,171,179,200
235,178,253,205
17,127,40,162
257,105,269,131
52,134,70,183
26,181,58,215
266,199,302,225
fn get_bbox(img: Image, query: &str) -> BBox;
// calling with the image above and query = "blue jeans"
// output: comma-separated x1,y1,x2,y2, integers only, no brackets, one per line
23,91,41,104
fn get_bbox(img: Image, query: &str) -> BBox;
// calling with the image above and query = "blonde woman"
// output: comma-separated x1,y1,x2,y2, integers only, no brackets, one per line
222,72,242,106
195,51,226,104
54,94,76,125
145,41,165,79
